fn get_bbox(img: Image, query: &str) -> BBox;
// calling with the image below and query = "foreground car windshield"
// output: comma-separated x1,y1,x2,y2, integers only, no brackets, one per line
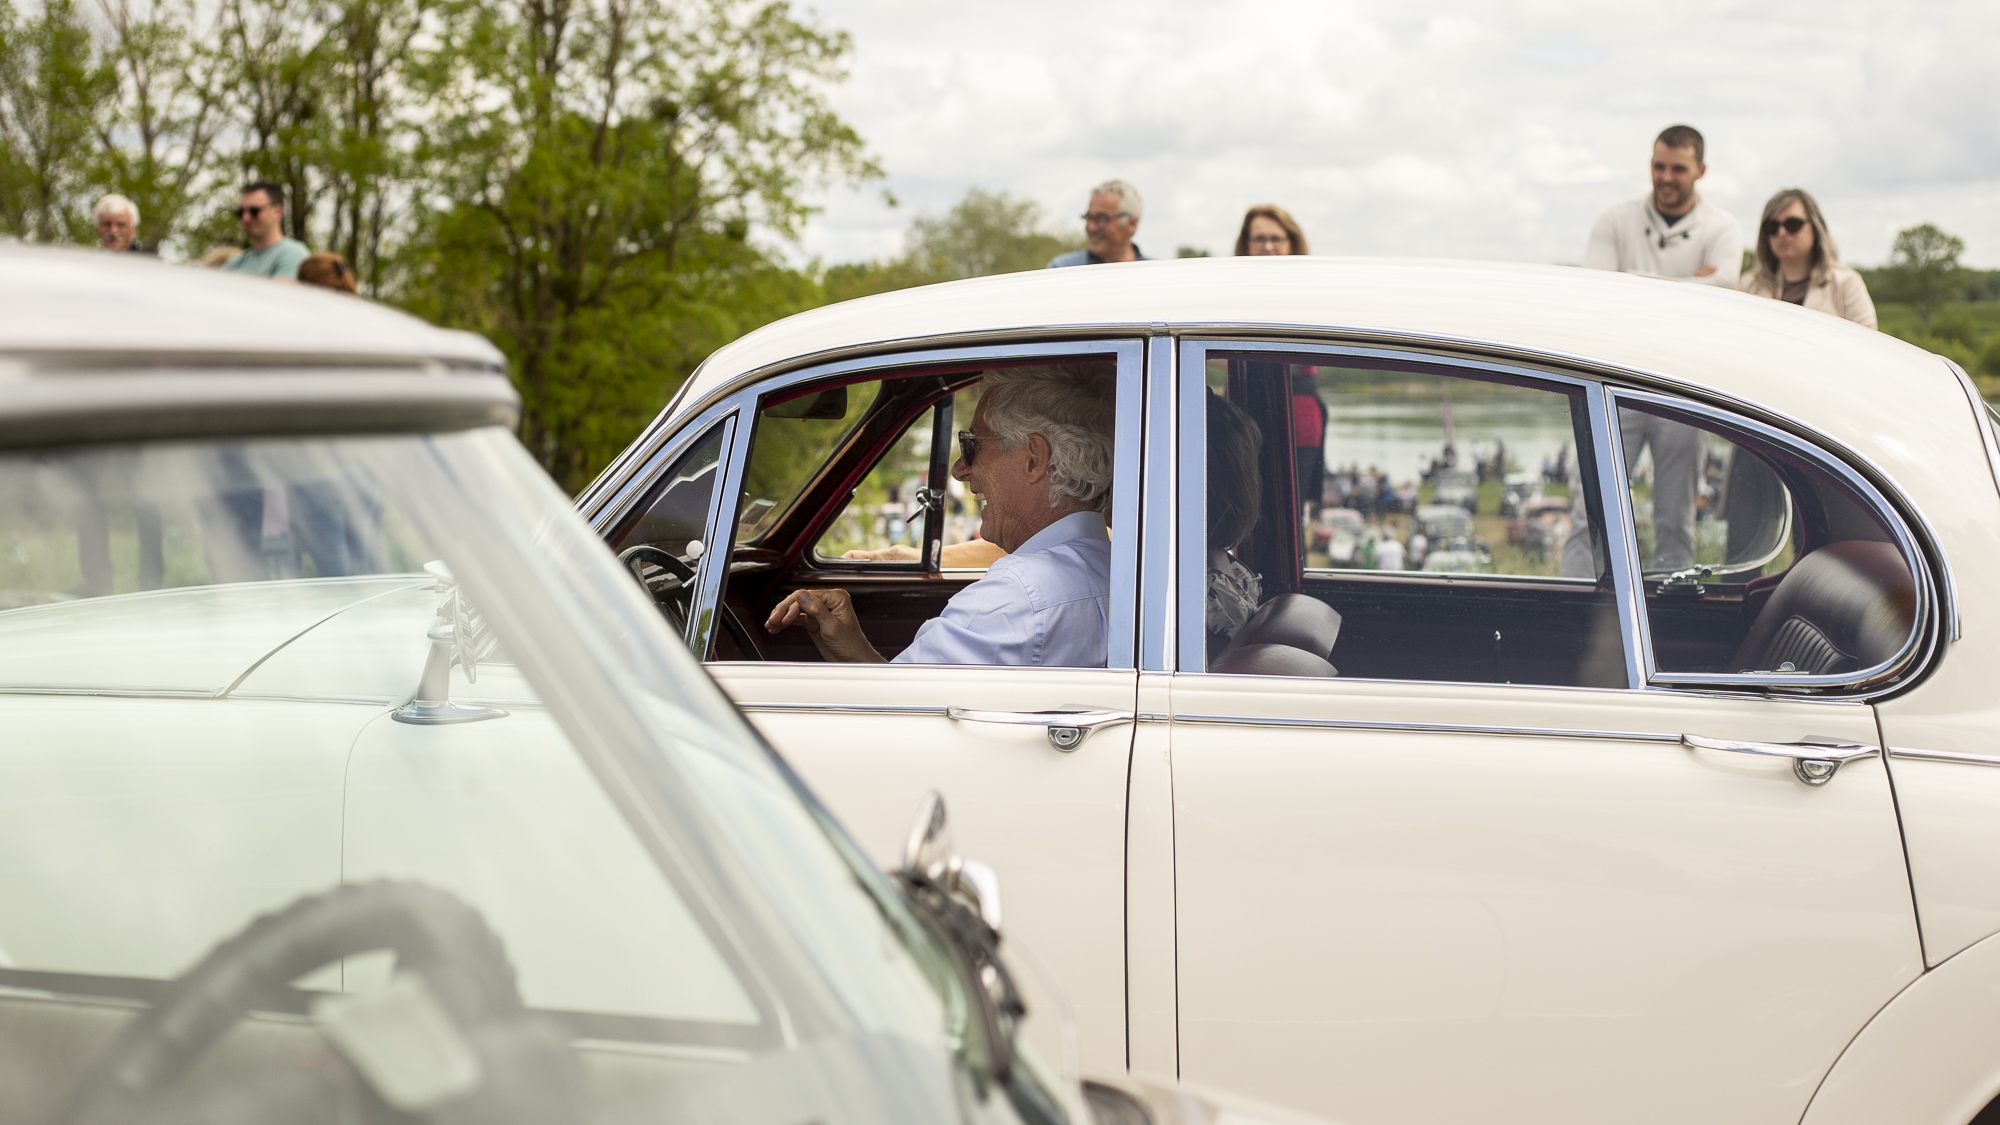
0,427,1040,1125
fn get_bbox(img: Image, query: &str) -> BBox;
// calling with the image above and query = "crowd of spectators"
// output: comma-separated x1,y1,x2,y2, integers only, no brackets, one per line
89,180,359,296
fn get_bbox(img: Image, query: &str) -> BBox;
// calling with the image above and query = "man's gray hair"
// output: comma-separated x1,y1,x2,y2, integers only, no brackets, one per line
94,193,138,226
981,362,1117,509
1092,179,1142,221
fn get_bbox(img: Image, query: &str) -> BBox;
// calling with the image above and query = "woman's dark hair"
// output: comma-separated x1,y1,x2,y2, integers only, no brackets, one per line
1233,204,1309,256
1207,390,1262,551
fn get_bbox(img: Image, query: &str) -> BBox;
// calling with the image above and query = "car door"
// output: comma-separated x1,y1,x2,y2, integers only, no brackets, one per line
1164,340,1925,1125
597,340,1146,1076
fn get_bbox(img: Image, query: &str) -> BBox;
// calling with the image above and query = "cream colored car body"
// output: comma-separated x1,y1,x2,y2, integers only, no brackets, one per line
583,257,2000,1125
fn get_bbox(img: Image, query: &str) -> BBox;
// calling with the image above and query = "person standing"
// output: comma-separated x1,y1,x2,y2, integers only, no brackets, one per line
1584,125,1741,288
94,195,153,255
1234,204,1308,256
222,182,309,280
1738,188,1876,328
1582,126,1739,572
1048,180,1150,267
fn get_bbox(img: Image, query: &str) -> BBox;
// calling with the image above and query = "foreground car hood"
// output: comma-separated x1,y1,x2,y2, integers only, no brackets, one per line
0,576,432,697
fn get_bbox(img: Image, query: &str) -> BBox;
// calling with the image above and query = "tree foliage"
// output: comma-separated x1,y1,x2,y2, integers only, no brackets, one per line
1881,222,1965,329
824,187,1079,302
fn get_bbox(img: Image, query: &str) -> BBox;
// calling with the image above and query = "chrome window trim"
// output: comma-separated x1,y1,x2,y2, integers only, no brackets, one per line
1133,336,1179,673
1173,339,1642,684
687,409,746,657
1166,339,1201,673
1611,387,1940,696
642,339,1146,665
1887,746,2000,769
1589,383,1651,689
733,702,950,718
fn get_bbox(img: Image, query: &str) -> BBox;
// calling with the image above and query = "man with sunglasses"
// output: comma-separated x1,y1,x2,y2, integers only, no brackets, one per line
1048,180,1150,267
221,182,310,281
1582,125,1741,289
766,364,1116,666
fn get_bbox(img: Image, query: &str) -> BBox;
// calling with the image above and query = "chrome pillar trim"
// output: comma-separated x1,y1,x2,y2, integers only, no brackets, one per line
734,702,950,718
1589,383,1651,690
945,706,1135,751
686,409,745,658
1681,734,1878,786
1172,339,1207,673
1107,342,1147,671
1888,746,2000,769
1137,336,1179,673
1613,387,1941,695
1168,713,1681,743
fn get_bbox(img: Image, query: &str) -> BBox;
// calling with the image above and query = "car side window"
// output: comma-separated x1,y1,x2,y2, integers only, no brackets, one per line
1200,352,1625,687
606,422,728,644
1614,397,1922,684
811,383,987,566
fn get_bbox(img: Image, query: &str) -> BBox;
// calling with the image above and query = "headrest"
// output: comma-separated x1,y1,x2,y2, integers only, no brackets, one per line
1225,593,1343,661
1209,643,1338,678
1731,540,1917,675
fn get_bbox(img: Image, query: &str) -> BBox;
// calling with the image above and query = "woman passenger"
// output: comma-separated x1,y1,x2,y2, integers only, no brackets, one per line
1206,391,1264,655
1738,189,1876,328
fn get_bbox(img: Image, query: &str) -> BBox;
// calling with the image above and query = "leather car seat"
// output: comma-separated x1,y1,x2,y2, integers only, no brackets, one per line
1211,593,1343,676
1730,540,1917,675
1209,643,1338,678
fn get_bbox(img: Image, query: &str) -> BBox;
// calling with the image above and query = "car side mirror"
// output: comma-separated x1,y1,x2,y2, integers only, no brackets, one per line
897,790,1003,935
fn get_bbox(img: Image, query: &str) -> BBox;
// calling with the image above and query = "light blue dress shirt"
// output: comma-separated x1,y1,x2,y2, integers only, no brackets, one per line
893,511,1112,667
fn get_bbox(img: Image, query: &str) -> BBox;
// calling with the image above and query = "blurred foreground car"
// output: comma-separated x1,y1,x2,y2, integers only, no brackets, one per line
583,255,2000,1125
0,248,1317,1125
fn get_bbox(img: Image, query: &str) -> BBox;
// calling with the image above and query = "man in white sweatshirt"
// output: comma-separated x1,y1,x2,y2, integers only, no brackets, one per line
1584,124,1742,287
1578,125,1740,573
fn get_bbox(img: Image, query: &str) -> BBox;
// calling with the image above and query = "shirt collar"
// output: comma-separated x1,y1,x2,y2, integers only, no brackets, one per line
1013,510,1108,556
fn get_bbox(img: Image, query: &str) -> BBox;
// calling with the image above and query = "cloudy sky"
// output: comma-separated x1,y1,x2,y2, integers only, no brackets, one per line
792,0,1999,271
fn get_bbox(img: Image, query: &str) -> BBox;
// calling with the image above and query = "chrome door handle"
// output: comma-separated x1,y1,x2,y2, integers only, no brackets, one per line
1681,735,1879,786
946,707,1133,752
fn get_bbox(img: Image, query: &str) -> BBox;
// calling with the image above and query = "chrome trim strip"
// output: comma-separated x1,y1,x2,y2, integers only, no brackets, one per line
1108,342,1147,671
733,702,950,718
1590,382,1650,690
1613,387,1939,695
1888,746,2000,769
1170,712,1680,743
1194,338,1600,390
1138,336,1179,672
1171,338,1205,673
686,409,745,657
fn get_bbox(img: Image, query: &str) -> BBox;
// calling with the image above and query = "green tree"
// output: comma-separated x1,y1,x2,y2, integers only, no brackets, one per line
823,187,1080,302
0,0,108,242
397,0,879,490
89,0,231,252
1885,222,1965,329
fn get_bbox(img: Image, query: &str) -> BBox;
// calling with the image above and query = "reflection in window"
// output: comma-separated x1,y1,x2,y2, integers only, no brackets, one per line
1204,355,1624,688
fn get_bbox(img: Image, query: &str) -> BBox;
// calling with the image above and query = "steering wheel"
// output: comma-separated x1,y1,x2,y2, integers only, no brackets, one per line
57,881,586,1125
617,544,764,660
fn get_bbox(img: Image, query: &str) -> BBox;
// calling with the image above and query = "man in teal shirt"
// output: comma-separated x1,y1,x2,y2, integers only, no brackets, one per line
222,181,309,280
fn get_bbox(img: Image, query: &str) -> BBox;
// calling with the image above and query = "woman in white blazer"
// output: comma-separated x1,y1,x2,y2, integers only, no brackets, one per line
1738,188,1877,328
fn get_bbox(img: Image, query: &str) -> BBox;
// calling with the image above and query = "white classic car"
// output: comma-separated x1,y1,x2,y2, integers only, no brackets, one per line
581,255,2000,1125
0,247,1316,1125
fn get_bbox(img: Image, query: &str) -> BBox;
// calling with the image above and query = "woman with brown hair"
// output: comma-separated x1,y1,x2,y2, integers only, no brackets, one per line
297,251,359,294
1738,188,1875,328
1234,204,1309,257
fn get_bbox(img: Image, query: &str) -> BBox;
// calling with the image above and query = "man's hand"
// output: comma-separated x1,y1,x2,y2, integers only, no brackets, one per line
843,544,920,561
764,588,887,663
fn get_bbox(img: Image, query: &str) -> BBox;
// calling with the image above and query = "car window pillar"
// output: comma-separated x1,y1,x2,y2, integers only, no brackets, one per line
1585,382,1651,689
688,406,748,658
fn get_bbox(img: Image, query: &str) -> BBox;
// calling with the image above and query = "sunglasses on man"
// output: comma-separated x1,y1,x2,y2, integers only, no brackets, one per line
1761,216,1809,237
234,205,269,219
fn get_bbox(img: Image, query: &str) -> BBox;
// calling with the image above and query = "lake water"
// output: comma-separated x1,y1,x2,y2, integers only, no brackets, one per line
1320,392,1581,486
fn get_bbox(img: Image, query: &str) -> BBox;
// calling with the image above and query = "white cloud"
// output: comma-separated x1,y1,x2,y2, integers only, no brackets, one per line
794,0,2000,268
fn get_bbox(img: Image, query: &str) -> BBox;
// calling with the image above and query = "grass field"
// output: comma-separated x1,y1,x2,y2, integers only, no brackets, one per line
1874,299,2000,399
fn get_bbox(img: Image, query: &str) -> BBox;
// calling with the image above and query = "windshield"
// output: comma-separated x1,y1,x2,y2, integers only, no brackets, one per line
0,428,1051,1125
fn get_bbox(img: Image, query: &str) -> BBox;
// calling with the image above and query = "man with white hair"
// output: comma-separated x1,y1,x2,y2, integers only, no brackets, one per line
766,364,1117,666
94,194,149,254
1048,179,1149,267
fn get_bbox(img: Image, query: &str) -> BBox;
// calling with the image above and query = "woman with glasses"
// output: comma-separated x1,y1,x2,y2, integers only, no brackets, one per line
1234,204,1309,257
1738,189,1876,328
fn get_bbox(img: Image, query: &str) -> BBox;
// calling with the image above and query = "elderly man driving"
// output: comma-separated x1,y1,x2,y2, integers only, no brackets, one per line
765,364,1116,666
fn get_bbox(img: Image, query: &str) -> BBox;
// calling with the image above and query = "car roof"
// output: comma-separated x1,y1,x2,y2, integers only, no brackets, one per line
680,256,1939,414
0,246,515,448
0,243,503,370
